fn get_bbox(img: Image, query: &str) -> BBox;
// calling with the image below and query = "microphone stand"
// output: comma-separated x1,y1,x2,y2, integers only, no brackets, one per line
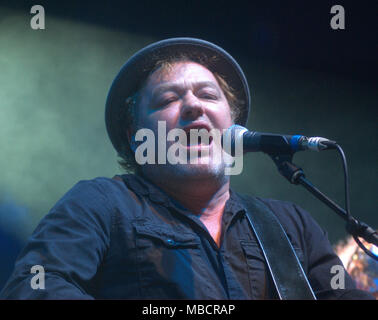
269,152,378,259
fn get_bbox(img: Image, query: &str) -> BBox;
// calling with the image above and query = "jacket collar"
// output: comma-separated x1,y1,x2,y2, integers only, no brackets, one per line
117,173,246,217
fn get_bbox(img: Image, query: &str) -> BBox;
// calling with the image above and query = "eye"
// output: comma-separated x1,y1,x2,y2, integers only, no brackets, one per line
200,93,218,100
155,95,178,108
197,89,218,100
163,97,177,104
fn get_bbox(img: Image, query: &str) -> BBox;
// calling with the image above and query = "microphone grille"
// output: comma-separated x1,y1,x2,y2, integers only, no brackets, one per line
222,125,247,155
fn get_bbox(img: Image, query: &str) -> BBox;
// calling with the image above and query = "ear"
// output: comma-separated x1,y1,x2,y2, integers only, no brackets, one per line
126,127,137,153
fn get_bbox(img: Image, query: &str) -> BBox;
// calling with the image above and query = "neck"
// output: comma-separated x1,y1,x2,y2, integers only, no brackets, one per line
140,167,230,218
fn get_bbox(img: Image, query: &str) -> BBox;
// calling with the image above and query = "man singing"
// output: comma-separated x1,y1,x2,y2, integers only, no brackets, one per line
1,38,373,299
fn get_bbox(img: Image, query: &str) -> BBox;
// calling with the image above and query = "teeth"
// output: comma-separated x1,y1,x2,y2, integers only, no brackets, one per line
182,128,213,146
186,135,212,146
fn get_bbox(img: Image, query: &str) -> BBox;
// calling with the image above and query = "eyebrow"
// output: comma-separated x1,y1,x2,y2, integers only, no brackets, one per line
151,81,220,98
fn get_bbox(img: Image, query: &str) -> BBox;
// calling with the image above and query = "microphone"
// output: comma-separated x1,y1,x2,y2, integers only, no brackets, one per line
222,125,337,155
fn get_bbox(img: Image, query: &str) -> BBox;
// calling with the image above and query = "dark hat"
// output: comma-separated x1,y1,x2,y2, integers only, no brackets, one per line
105,37,251,157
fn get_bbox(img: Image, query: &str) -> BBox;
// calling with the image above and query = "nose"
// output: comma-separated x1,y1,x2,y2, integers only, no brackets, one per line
180,91,204,121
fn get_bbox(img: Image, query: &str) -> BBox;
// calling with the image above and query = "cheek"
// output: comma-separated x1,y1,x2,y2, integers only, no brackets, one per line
208,104,234,129
144,107,181,131
135,93,179,130
223,110,234,126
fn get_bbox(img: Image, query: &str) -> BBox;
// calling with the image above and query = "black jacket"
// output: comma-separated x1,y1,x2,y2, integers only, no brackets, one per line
0,174,373,299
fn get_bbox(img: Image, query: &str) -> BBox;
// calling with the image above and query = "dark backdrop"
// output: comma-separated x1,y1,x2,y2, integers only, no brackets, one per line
0,0,376,289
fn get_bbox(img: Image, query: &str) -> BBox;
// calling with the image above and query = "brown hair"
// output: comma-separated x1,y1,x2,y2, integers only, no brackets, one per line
118,54,243,173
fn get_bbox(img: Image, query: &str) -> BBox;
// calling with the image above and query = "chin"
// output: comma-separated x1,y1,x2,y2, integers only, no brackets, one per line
168,161,227,181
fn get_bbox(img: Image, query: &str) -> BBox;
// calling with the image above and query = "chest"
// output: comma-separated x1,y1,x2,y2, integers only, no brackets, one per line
201,218,222,247
97,210,282,300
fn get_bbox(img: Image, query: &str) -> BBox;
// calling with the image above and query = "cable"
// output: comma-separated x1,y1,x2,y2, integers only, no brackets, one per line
334,143,377,261
334,144,351,219
353,235,377,260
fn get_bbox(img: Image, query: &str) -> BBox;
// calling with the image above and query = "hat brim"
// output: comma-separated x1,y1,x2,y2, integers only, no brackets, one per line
105,37,250,157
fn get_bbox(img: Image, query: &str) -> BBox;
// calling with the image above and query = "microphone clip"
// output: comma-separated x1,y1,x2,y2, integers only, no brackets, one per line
269,153,305,184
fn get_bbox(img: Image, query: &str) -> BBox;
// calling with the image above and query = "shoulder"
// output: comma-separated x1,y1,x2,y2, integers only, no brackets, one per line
237,194,316,235
257,197,324,234
68,176,127,196
45,175,139,228
55,176,133,208
235,193,328,253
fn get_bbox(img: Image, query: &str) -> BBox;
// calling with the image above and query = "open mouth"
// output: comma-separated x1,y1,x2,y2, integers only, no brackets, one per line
184,130,213,147
180,122,214,148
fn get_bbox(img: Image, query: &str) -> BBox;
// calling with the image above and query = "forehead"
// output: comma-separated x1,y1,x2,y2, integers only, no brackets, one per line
144,61,218,89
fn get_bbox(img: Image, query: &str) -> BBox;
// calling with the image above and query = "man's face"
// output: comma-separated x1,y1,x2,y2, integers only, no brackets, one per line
134,61,234,179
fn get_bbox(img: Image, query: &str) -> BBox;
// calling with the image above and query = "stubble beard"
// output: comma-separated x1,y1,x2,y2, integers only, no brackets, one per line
141,149,231,186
